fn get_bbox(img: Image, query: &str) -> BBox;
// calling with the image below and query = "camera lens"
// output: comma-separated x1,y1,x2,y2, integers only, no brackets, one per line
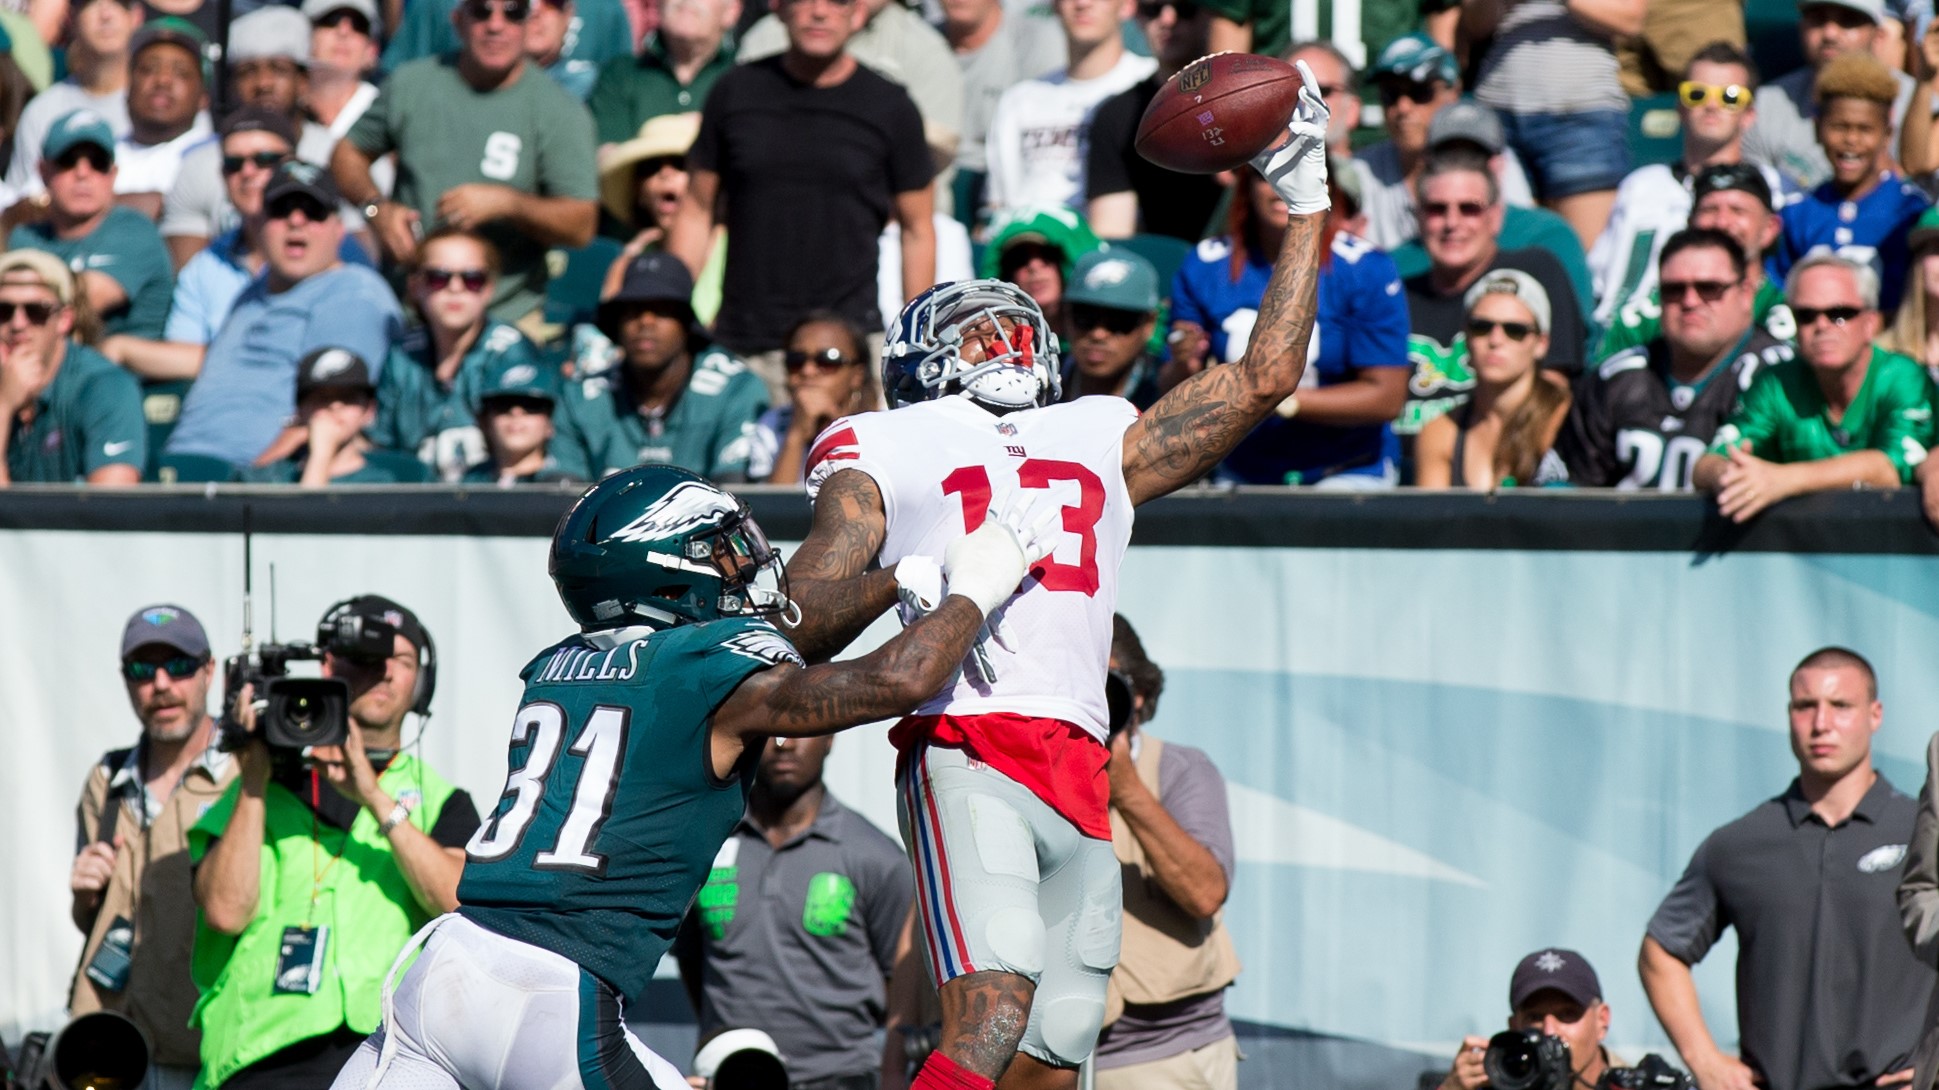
285,696,318,735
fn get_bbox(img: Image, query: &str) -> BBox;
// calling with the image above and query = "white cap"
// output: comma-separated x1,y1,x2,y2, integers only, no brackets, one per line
1799,0,1884,25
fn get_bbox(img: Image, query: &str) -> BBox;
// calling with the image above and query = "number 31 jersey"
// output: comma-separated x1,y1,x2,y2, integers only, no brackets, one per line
457,617,803,1001
806,395,1138,740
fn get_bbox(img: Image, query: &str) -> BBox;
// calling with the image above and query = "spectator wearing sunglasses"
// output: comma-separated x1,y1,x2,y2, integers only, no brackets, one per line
0,249,146,484
1746,0,1916,192
1169,166,1409,486
1562,229,1793,490
1415,269,1571,490
9,109,173,341
165,161,402,470
70,604,234,1090
1084,0,1222,241
374,225,548,480
1774,53,1931,315
556,250,766,480
978,207,1102,348
596,112,724,325
334,0,599,325
1348,33,1538,253
1058,249,1162,408
6,0,140,200
750,309,874,482
462,352,576,483
305,0,384,139
1697,252,1935,520
587,0,737,150
1590,43,1792,331
1399,149,1586,457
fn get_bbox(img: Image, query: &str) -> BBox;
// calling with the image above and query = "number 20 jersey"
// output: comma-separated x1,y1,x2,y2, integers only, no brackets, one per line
806,395,1139,741
456,617,803,1001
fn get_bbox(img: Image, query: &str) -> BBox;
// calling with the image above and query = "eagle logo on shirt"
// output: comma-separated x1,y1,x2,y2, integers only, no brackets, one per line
1858,844,1907,873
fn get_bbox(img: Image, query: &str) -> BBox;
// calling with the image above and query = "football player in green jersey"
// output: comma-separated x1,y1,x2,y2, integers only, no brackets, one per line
332,464,1049,1090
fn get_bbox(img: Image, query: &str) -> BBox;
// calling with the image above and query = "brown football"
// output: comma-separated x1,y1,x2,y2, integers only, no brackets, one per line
1135,53,1299,175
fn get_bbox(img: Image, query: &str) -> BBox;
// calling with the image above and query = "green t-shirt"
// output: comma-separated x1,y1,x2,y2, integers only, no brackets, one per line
9,206,174,338
588,35,736,145
1708,346,1936,482
373,319,546,480
7,341,145,481
346,57,599,323
555,342,767,481
1599,278,1795,360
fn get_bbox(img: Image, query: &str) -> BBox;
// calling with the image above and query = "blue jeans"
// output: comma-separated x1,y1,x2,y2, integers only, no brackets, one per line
1498,108,1631,199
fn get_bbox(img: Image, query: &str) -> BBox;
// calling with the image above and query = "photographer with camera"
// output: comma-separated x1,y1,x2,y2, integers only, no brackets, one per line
1437,950,1620,1090
187,595,481,1090
1093,614,1242,1090
68,605,236,1090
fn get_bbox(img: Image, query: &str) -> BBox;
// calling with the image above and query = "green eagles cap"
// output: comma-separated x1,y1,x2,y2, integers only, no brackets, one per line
42,108,115,162
978,207,1103,282
1368,31,1458,86
482,359,561,403
1065,249,1160,314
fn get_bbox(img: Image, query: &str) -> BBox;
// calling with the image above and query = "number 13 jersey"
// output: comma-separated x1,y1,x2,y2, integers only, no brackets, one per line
807,395,1139,741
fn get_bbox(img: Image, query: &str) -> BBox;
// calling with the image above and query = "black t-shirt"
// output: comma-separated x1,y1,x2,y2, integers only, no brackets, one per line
1557,328,1794,489
1401,246,1587,429
1085,76,1227,243
690,57,934,354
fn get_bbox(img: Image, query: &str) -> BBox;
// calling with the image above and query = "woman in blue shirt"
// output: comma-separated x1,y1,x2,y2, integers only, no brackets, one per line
1168,166,1411,486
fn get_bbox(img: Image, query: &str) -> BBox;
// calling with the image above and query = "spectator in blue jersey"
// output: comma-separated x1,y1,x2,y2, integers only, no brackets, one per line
373,226,548,481
1060,249,1163,409
1776,52,1930,314
1169,165,1411,486
751,310,876,483
463,352,577,484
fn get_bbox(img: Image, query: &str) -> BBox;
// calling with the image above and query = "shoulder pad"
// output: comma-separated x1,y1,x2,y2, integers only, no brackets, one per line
1597,347,1649,380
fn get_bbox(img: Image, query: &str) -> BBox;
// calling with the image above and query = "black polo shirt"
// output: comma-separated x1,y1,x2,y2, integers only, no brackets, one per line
675,791,913,1083
1647,775,1932,1090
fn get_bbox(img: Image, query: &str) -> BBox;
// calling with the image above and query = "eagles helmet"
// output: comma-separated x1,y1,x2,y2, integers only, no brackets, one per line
550,464,791,630
884,279,1062,412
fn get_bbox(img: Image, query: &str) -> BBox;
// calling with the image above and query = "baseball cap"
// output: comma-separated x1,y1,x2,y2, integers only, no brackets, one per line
43,108,116,163
977,207,1103,281
1428,99,1506,155
1464,268,1553,334
229,5,313,65
1509,948,1603,1010
1691,162,1775,213
121,604,211,660
1367,32,1458,86
131,15,209,63
597,112,700,226
0,250,78,306
1065,250,1160,314
295,346,375,401
302,0,380,26
481,358,562,403
263,159,342,209
219,104,298,146
1800,0,1884,25
604,251,696,310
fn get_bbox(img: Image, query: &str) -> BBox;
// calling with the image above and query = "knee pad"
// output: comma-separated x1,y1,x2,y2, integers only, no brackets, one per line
1032,994,1106,1067
983,907,1046,977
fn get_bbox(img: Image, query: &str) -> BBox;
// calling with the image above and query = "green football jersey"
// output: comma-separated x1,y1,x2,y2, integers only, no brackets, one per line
1598,278,1795,360
1708,346,1937,482
372,320,545,481
553,344,768,482
457,616,803,1000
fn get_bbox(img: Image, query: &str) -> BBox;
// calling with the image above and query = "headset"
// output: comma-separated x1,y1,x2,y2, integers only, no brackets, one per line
316,595,438,719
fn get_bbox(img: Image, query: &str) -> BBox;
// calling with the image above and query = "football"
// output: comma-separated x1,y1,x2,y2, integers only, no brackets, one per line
1134,52,1300,174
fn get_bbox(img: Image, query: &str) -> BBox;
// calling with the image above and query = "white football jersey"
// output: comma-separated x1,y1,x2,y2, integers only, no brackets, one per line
806,394,1139,739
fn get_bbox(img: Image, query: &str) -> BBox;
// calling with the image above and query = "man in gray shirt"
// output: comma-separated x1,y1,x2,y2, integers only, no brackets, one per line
1742,0,1915,190
676,735,912,1090
1640,647,1930,1090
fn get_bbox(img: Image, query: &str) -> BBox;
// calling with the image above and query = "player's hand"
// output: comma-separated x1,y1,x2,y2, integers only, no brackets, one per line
437,183,518,231
942,495,1042,617
71,836,122,896
1690,1052,1761,1090
370,201,422,265
1714,442,1793,522
1249,59,1330,215
1439,1035,1490,1090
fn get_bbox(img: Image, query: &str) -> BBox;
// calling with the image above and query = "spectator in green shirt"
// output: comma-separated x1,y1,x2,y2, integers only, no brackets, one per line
246,347,431,484
0,249,146,485
587,0,737,147
1697,251,1936,520
462,350,577,483
556,250,766,481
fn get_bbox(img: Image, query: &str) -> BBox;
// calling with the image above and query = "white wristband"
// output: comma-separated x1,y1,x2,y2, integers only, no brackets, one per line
378,800,413,836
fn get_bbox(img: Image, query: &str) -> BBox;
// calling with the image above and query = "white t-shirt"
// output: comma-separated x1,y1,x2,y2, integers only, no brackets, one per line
114,115,214,197
8,84,130,196
1586,160,1790,326
983,51,1156,217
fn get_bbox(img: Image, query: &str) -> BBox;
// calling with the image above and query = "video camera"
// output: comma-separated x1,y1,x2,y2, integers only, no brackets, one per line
216,602,402,754
1483,1031,1693,1090
6,1011,149,1090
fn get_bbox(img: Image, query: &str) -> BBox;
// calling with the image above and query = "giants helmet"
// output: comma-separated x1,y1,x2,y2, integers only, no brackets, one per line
549,465,790,629
883,279,1062,412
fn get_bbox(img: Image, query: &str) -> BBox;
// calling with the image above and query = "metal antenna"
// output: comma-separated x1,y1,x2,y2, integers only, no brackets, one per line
240,506,255,655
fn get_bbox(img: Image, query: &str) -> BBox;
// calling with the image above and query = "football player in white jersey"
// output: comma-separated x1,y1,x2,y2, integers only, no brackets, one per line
783,64,1334,1090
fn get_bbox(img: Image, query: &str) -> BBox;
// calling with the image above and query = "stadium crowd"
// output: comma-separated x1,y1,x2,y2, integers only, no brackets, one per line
0,0,1929,522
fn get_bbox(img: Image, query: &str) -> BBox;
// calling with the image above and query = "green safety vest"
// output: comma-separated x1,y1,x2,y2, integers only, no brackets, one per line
186,755,458,1088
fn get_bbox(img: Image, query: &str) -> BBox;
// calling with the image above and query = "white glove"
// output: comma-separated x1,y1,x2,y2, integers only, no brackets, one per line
942,489,1060,618
894,555,945,625
1250,59,1331,216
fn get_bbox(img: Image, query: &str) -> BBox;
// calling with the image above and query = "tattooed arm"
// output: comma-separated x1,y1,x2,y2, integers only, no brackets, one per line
1120,210,1326,506
782,468,900,661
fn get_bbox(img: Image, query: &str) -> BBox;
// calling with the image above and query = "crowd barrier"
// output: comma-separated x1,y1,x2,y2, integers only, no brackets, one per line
2,485,1935,1089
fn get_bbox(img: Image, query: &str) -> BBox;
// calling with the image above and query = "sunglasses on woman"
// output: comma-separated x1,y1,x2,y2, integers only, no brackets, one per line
1465,318,1536,342
1677,81,1751,112
785,347,856,372
422,267,490,293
